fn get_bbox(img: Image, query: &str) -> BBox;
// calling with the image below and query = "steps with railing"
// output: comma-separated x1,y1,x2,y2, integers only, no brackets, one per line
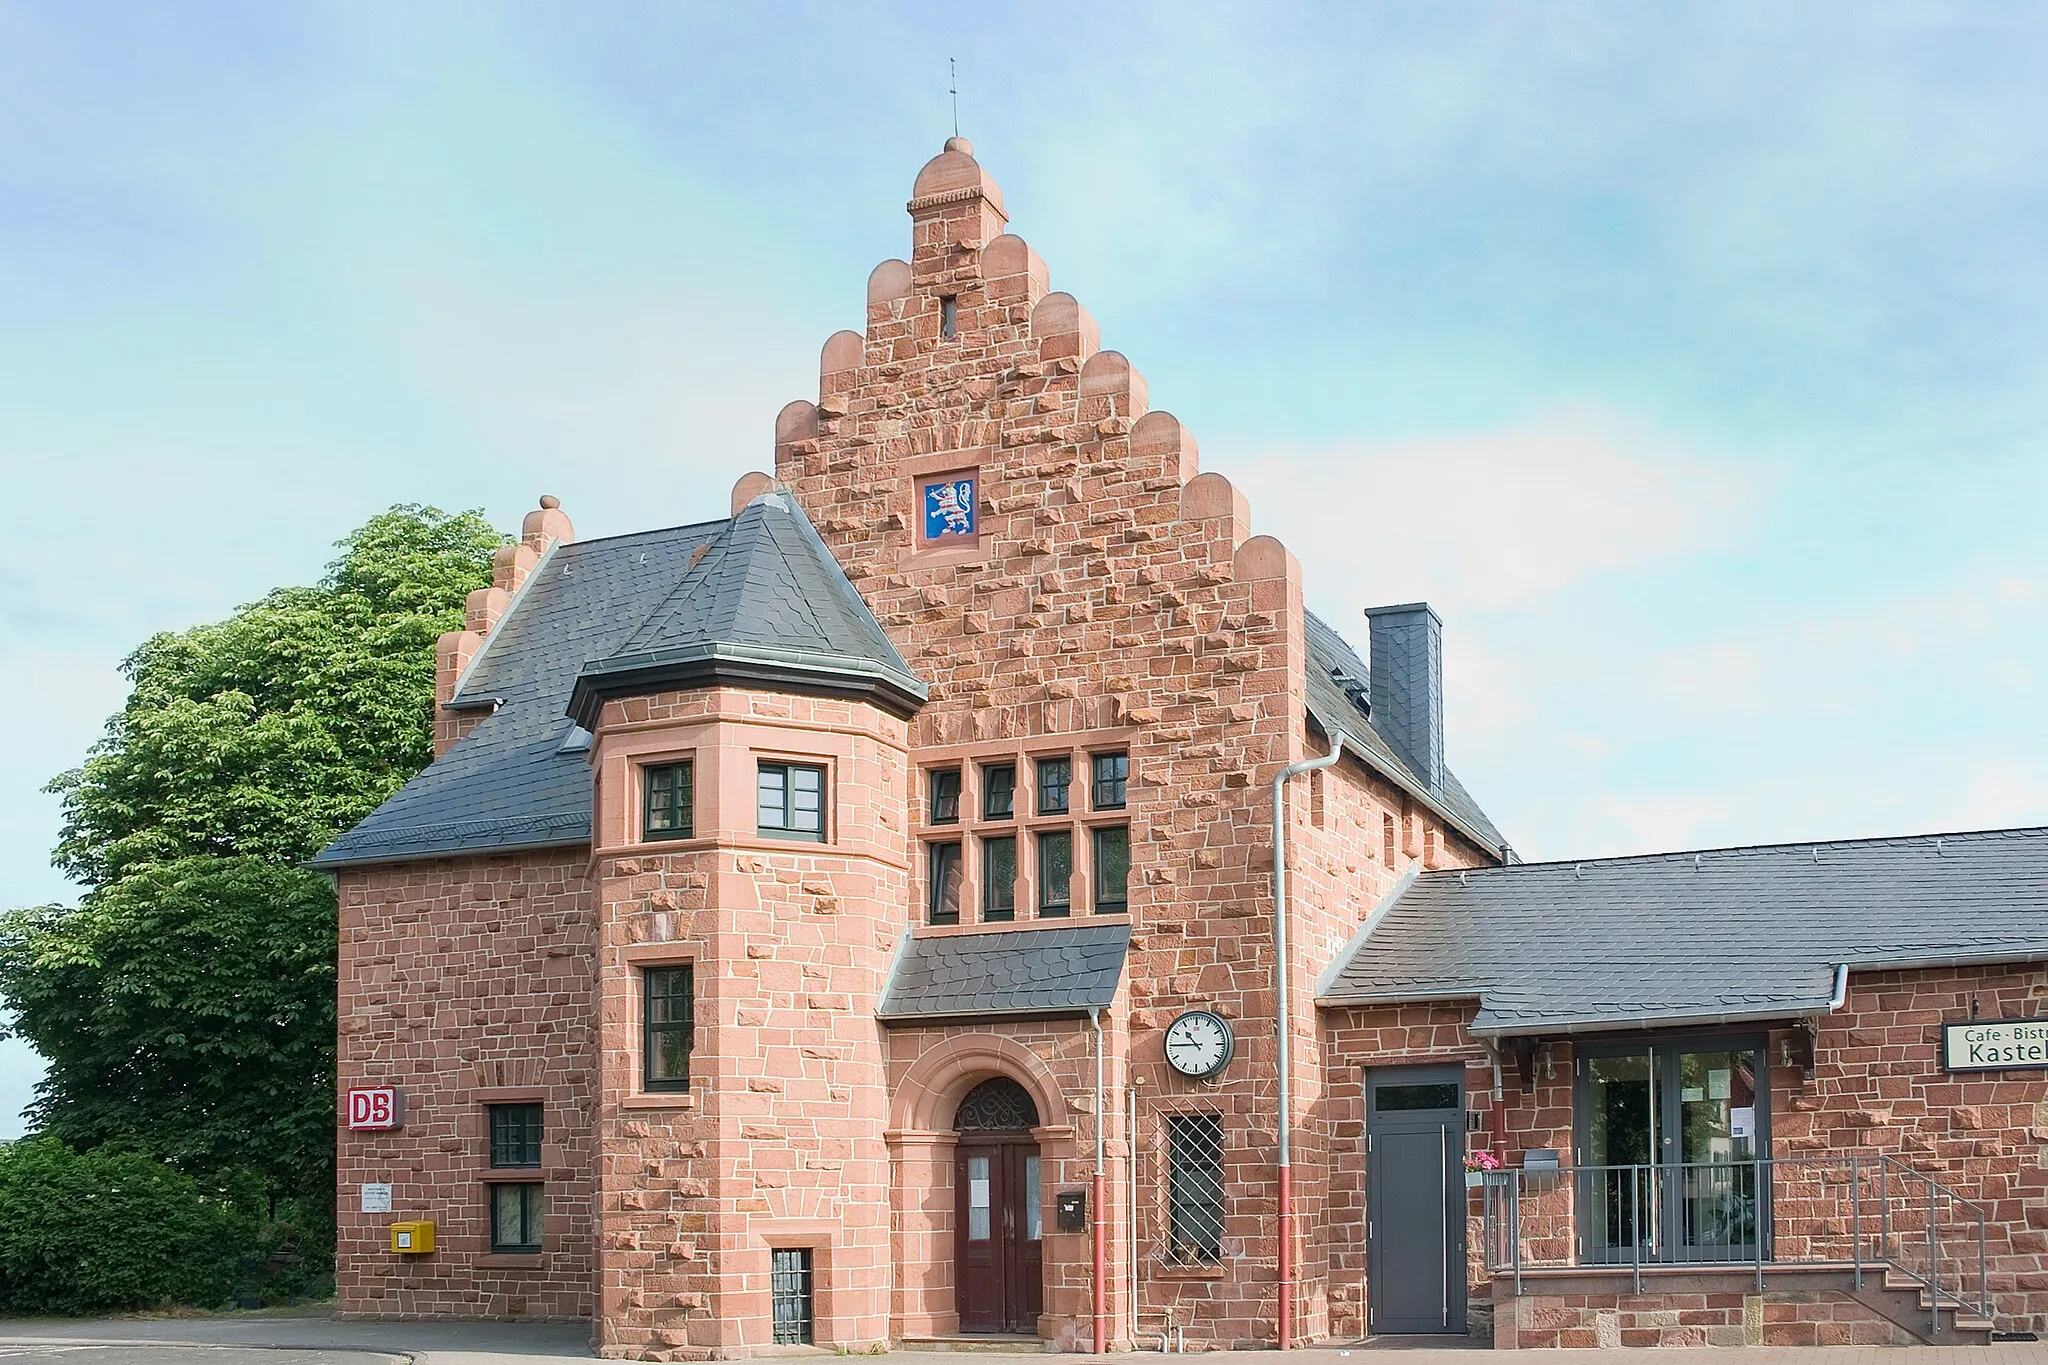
1479,1153,1991,1342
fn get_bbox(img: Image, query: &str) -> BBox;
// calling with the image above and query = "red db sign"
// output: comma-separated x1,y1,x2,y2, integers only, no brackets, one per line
346,1087,404,1131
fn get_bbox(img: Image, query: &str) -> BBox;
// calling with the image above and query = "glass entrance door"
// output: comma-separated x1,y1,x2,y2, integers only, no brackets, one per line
1575,1040,1766,1265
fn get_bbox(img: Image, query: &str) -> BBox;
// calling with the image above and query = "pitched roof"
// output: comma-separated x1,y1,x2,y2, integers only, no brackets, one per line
311,522,725,868
565,492,926,727
1303,610,1507,858
1317,826,2048,1036
876,922,1132,1023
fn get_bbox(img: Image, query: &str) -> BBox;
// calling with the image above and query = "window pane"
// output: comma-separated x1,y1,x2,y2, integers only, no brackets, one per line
1375,1082,1461,1112
930,769,961,824
492,1182,542,1252
771,1247,814,1345
757,766,786,828
644,762,693,839
1038,831,1072,916
928,843,963,925
1025,1155,1042,1241
644,966,694,1091
982,837,1017,922
1093,826,1129,913
967,1155,991,1241
983,764,1015,819
1168,1115,1224,1263
489,1103,542,1168
1036,758,1071,815
1092,753,1128,810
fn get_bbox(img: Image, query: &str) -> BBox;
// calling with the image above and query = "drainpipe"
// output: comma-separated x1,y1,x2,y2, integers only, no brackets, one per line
1272,733,1346,1350
1091,1007,1108,1354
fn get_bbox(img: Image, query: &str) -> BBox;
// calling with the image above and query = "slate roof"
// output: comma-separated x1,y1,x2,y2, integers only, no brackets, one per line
313,522,726,868
317,494,929,869
1304,611,1507,858
876,922,1132,1023
1317,826,2048,1036
566,492,926,727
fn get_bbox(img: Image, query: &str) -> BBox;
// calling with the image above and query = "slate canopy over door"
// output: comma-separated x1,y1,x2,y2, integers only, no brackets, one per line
1366,1065,1467,1335
952,1077,1044,1335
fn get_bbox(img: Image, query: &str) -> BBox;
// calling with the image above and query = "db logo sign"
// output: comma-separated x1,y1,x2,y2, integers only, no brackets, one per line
346,1087,404,1131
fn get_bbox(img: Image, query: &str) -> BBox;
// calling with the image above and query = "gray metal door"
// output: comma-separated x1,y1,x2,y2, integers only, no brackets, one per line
1367,1066,1466,1335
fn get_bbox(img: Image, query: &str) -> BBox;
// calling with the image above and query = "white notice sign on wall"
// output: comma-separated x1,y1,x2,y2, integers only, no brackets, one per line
360,1182,393,1214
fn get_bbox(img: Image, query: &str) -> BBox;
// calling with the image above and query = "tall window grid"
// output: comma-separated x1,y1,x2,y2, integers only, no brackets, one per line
643,965,694,1092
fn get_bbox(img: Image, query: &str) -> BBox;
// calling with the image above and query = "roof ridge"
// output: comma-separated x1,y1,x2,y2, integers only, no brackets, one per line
1423,823,2048,877
553,517,732,553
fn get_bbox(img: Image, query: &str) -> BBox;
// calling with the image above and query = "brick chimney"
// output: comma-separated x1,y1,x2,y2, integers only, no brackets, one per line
1364,602,1444,794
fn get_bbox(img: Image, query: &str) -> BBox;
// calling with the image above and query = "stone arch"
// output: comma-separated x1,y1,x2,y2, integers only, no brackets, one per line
890,1032,1070,1136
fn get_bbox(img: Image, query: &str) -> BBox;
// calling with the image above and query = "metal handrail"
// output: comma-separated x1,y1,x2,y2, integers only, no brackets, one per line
1479,1151,1990,1324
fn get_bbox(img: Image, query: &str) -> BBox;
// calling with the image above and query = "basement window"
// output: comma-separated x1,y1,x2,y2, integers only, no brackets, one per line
771,1248,815,1344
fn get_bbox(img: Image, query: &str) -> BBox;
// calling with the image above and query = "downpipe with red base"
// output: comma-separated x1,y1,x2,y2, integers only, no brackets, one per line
1278,1164,1294,1349
1093,1171,1108,1353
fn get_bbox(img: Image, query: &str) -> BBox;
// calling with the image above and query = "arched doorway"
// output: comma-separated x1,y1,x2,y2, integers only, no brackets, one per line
953,1077,1044,1334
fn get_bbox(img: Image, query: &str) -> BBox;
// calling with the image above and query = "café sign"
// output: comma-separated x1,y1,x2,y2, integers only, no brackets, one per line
1941,1019,2048,1072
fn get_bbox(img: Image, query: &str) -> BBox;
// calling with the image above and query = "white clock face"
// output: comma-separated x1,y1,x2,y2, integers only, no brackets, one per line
1164,1010,1234,1079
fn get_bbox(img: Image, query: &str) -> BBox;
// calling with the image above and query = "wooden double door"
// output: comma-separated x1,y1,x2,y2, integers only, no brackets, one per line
954,1136,1043,1334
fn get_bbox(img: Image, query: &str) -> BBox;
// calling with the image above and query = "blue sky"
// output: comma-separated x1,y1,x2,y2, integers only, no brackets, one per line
1,3,2044,1134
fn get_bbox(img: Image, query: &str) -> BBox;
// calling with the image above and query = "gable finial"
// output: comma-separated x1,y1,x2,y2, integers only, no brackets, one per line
949,57,959,138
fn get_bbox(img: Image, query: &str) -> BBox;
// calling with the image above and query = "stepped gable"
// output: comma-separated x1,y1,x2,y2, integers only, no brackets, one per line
564,489,927,728
1320,824,2048,1034
312,521,724,867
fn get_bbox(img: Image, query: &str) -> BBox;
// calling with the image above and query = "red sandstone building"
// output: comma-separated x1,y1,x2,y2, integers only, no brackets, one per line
318,140,2048,1355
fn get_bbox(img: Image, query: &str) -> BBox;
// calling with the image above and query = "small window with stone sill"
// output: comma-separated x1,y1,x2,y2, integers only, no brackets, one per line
643,965,694,1092
488,1103,542,1169
940,295,959,340
758,761,826,842
490,1182,543,1254
928,842,963,926
1093,826,1129,914
1037,830,1073,917
1036,756,1072,816
929,768,962,824
982,763,1015,820
641,761,694,841
1091,752,1128,810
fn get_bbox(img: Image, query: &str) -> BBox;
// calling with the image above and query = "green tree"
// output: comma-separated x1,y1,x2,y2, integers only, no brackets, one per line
46,505,503,887
0,504,499,1254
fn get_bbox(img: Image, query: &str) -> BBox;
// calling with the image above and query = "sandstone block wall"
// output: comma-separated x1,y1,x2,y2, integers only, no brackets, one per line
335,852,598,1320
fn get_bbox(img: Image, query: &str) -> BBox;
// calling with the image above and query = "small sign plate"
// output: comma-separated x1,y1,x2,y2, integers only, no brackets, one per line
1942,1019,2048,1072
346,1086,404,1131
360,1182,393,1214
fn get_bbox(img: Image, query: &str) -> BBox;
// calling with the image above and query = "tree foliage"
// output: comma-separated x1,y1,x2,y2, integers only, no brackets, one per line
0,857,339,1200
45,505,502,888
0,504,500,1285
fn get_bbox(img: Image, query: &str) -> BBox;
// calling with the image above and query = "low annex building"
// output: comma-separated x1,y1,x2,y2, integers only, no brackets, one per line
318,140,2048,1355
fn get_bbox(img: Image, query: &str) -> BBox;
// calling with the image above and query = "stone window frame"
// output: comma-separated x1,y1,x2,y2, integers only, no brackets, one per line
908,731,1137,933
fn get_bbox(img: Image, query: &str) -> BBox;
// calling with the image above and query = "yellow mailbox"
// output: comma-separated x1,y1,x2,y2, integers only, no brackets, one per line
390,1220,436,1255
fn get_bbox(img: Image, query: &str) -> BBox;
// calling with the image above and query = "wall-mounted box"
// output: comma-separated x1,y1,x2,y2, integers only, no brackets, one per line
1056,1190,1087,1231
390,1221,435,1255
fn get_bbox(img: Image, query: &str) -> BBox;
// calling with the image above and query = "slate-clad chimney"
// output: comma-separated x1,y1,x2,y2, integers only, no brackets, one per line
1364,602,1444,794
